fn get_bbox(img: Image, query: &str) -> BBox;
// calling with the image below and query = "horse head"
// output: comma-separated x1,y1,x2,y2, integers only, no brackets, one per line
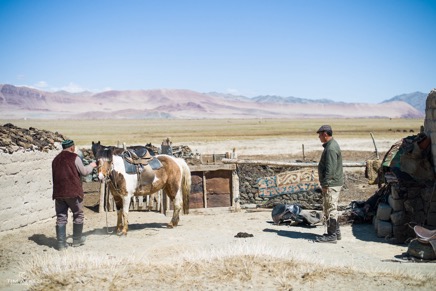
92,141,114,181
91,141,101,158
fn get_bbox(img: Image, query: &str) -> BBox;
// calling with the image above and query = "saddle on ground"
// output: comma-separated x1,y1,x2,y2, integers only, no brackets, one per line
414,225,436,242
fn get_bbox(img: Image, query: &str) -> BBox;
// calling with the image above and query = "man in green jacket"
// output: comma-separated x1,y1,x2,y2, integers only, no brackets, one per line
315,125,343,243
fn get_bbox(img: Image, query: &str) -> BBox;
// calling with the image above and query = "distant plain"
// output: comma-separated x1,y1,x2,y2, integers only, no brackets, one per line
3,118,424,147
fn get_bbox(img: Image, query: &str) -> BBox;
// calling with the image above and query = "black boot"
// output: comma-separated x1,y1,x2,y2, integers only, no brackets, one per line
56,224,68,251
72,223,86,247
315,219,337,243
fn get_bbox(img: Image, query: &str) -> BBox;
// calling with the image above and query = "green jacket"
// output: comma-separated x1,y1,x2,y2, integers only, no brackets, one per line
318,138,343,187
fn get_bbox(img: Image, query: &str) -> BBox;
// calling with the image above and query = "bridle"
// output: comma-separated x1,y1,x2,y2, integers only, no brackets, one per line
96,155,125,194
96,158,113,182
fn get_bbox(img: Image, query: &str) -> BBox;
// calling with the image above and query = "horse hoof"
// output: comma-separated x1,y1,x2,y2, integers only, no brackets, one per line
167,224,174,229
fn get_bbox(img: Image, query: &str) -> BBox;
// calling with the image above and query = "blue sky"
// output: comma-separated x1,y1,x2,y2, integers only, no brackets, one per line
0,0,435,103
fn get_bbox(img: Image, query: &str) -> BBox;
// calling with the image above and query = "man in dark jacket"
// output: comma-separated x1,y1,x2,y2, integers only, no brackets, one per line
52,139,96,250
315,125,343,243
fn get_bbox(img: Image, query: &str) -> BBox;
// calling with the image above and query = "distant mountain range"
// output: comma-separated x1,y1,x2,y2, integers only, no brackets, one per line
0,84,428,119
381,91,427,113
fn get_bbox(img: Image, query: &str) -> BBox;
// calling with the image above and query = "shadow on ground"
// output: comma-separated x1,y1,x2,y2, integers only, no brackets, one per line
351,223,387,243
263,228,318,241
28,222,168,248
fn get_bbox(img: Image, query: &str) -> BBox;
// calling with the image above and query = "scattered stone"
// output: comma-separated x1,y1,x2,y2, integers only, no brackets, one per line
0,123,65,153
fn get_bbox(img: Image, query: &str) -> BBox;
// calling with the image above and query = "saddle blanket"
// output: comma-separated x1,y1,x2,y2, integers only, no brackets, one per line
123,157,162,174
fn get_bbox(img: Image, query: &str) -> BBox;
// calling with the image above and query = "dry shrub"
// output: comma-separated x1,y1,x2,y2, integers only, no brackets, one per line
19,243,435,290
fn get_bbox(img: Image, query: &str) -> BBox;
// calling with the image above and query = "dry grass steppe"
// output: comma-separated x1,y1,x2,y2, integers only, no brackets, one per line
3,118,423,146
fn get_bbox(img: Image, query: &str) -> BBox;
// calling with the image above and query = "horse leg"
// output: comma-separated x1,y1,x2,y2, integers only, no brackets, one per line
120,195,131,235
168,189,183,228
113,195,124,235
116,210,123,235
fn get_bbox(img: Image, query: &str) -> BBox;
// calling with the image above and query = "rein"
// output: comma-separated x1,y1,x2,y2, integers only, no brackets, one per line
97,158,116,234
103,181,114,234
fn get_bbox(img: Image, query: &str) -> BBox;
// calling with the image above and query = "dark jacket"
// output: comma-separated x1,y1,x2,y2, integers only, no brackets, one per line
52,151,84,199
318,138,343,187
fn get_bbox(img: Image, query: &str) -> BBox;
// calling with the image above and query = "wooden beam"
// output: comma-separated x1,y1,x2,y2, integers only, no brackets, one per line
222,158,365,167
189,164,236,171
99,181,105,213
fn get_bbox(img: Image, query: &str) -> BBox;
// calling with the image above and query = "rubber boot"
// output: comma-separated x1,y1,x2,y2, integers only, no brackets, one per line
315,219,337,243
72,223,86,247
56,224,68,251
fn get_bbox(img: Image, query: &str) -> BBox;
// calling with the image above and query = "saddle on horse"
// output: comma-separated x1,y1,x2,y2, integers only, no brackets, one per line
123,147,152,165
121,147,162,186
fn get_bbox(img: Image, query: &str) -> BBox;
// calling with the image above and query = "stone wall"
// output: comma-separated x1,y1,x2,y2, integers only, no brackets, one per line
424,89,436,173
424,88,436,225
0,149,58,232
373,89,436,243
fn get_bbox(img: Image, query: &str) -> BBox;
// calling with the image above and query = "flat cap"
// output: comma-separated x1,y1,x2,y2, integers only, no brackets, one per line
316,125,332,133
61,139,74,149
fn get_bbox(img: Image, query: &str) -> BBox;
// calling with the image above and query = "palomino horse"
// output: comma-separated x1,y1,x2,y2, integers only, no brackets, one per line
92,141,191,235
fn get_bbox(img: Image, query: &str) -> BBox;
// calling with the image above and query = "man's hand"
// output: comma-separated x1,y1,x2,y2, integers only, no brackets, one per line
90,162,97,168
322,187,328,194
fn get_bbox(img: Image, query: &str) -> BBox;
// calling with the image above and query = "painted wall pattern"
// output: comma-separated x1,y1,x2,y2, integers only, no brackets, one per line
257,169,319,197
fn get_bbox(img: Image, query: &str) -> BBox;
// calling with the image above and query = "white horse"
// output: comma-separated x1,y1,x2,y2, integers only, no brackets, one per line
92,142,191,235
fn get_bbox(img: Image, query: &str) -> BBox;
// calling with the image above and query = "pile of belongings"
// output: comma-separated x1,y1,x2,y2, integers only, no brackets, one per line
272,204,321,226
339,184,390,224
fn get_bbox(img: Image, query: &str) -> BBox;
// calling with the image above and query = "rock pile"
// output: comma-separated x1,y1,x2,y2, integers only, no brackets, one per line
0,123,66,154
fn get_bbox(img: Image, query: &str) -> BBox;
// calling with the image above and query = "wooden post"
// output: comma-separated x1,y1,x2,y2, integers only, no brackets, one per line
203,171,208,208
302,144,305,161
232,170,240,211
162,190,168,215
107,191,114,211
99,181,105,213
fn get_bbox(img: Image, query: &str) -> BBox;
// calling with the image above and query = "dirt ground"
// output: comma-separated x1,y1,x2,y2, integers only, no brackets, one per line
1,139,435,290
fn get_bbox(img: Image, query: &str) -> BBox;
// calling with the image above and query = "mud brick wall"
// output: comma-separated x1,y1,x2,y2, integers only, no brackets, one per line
0,150,58,232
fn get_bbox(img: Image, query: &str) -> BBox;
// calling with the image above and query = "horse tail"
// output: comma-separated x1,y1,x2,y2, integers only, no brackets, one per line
180,159,191,215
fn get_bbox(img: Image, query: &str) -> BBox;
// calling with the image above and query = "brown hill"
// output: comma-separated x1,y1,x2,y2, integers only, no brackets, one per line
0,84,423,119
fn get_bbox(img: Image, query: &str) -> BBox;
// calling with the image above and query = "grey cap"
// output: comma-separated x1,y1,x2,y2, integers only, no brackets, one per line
316,125,332,133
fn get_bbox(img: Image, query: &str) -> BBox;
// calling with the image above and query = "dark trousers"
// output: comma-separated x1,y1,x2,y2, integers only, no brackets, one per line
55,197,84,225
